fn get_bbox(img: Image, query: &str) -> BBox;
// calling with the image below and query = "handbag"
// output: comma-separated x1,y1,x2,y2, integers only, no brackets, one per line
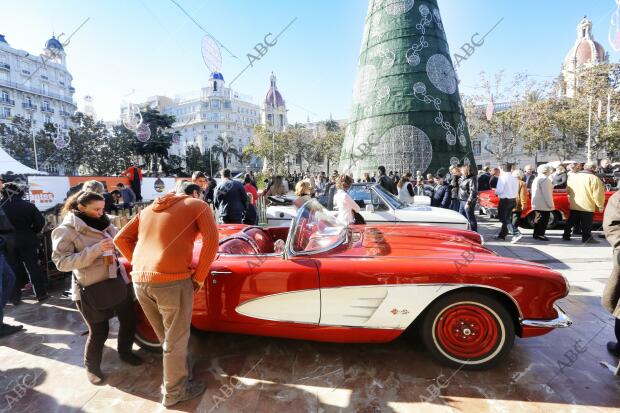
74,266,128,311
352,210,366,225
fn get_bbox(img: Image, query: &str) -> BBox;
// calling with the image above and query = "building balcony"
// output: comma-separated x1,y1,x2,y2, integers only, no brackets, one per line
0,78,77,107
0,97,15,106
0,114,12,120
59,110,72,117
68,86,75,93
22,102,37,110
41,75,49,81
0,63,9,71
41,107,54,114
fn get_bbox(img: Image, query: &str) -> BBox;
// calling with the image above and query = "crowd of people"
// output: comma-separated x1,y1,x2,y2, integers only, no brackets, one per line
0,157,615,407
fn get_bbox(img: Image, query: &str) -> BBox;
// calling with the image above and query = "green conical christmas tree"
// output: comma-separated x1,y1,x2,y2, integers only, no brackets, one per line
340,0,476,178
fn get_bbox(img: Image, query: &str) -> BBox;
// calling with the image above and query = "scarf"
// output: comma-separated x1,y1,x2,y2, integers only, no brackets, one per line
75,211,111,232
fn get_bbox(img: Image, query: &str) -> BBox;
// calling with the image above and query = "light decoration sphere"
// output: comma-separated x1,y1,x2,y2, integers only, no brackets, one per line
426,54,457,95
136,123,151,142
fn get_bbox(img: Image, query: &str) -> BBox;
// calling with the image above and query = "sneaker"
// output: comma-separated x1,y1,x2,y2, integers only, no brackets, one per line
162,381,207,408
0,324,23,338
119,352,144,366
533,235,550,241
562,236,571,241
86,369,105,385
607,342,620,358
510,233,523,244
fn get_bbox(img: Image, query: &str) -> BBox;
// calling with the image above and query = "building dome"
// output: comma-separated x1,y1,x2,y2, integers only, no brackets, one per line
44,35,64,52
264,72,285,108
563,17,607,67
210,72,224,81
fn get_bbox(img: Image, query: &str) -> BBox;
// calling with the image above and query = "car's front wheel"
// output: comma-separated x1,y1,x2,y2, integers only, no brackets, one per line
134,302,162,352
421,292,515,370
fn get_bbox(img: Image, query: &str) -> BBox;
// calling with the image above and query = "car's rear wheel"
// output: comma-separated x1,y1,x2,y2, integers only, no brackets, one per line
421,292,515,370
134,302,162,352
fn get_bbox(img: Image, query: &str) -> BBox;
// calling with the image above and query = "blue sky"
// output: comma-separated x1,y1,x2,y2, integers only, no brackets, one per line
2,0,619,123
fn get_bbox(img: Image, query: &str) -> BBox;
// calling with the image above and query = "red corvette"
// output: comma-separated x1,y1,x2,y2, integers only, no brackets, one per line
478,188,615,228
126,200,571,370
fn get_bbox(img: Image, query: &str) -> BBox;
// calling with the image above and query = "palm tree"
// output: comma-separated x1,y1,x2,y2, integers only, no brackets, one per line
211,134,239,169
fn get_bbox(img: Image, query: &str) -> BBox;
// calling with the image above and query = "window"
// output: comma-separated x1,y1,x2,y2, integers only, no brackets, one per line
211,100,220,110
44,115,51,124
473,141,481,156
267,114,273,125
1,108,10,118
224,100,231,109
279,114,284,126
296,154,302,165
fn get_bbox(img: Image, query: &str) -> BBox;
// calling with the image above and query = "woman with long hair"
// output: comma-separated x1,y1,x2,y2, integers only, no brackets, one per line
457,165,478,232
333,174,361,226
265,175,286,197
396,173,414,204
52,191,142,385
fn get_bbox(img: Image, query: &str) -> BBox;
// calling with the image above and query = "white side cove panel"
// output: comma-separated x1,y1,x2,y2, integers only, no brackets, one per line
319,285,462,329
235,289,320,324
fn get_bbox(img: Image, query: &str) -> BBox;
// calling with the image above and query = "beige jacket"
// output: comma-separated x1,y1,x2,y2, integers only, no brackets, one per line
566,171,606,212
51,212,128,300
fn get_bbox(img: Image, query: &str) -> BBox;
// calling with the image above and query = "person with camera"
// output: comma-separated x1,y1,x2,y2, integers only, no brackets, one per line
52,191,142,385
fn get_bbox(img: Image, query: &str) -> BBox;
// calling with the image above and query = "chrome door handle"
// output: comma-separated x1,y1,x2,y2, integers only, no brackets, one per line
211,270,233,276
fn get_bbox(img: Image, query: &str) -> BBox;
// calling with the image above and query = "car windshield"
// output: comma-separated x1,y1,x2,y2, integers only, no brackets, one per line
372,184,408,209
289,199,347,254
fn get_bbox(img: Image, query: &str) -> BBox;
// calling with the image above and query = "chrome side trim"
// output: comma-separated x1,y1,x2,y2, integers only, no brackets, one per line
521,305,572,329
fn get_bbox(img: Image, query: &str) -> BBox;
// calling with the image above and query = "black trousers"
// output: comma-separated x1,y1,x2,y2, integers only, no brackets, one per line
616,318,620,343
498,198,517,238
533,210,550,237
76,293,136,372
222,216,242,224
9,245,47,301
563,210,594,242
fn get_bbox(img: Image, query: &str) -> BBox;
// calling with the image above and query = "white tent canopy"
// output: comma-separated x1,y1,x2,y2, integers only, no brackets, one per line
0,146,48,175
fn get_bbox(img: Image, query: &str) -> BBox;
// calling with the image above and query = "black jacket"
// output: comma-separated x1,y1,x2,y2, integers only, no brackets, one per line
378,174,397,195
525,173,537,189
2,198,45,248
0,207,15,258
489,175,498,189
204,177,217,203
458,176,478,205
431,183,450,208
214,179,248,221
552,172,567,189
449,175,460,200
477,173,491,191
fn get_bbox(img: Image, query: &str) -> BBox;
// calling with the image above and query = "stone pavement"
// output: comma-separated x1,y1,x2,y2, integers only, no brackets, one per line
0,216,619,413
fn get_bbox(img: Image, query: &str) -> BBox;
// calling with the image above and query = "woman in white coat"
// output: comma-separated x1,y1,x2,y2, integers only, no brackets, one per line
530,164,555,241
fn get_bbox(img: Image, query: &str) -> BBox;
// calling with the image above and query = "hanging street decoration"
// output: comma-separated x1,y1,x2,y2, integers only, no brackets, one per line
136,123,151,142
121,103,142,131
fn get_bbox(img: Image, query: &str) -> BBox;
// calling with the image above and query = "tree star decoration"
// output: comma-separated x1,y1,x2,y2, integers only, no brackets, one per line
136,123,151,142
426,54,457,94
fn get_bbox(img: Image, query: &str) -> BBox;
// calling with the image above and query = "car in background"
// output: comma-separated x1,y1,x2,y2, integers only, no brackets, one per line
478,188,615,228
266,183,469,229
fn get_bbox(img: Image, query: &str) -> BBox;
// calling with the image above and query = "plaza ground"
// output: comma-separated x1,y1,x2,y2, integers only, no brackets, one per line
1,216,619,412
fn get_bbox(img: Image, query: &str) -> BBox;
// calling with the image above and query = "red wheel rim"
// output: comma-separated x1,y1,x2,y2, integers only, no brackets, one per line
434,303,502,360
135,303,159,344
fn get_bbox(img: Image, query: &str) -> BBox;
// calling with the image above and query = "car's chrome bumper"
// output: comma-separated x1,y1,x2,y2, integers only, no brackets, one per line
481,207,498,216
521,305,572,329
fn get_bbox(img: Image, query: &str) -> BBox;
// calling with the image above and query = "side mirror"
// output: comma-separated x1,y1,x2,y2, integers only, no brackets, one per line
365,205,374,213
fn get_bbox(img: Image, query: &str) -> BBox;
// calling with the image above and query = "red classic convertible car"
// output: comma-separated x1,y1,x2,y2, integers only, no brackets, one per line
125,200,571,370
478,188,615,228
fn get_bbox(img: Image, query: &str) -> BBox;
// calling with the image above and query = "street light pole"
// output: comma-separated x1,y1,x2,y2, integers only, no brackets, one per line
272,131,275,172
32,126,39,171
587,96,593,164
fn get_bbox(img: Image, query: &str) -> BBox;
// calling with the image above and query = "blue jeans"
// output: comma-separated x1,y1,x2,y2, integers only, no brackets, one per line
450,199,460,212
0,253,16,325
459,201,478,232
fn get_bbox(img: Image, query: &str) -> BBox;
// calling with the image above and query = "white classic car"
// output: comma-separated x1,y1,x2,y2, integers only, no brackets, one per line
266,183,469,229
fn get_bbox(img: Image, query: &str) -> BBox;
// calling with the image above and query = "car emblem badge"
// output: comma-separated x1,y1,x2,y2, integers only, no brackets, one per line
390,308,399,315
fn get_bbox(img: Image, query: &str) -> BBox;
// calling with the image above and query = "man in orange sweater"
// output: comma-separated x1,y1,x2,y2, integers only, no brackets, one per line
114,191,218,407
